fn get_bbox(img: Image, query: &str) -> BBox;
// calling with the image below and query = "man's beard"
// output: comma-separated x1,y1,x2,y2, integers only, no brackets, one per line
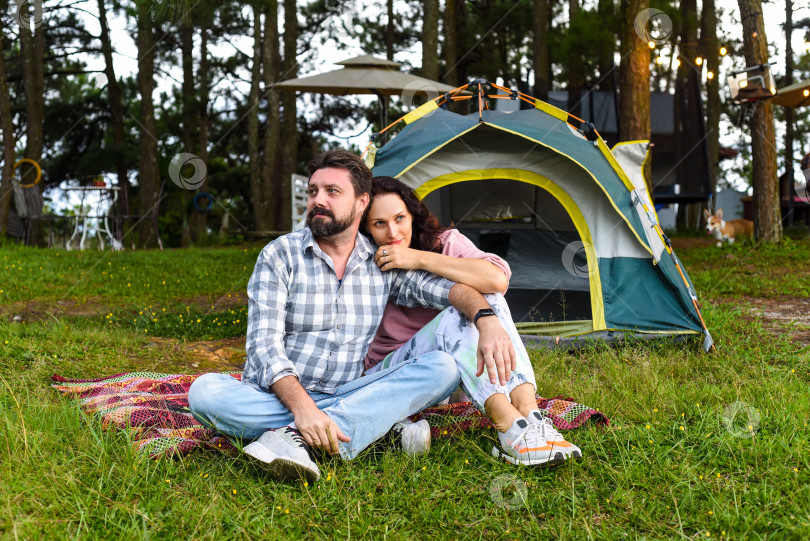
307,206,356,238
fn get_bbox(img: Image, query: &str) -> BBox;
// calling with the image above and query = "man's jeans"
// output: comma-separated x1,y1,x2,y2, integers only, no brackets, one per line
188,351,459,460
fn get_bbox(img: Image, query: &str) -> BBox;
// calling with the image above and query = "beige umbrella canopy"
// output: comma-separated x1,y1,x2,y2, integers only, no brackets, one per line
772,79,810,108
276,54,464,127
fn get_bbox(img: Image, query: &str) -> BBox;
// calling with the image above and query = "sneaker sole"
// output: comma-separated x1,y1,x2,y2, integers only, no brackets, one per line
243,442,320,483
491,445,570,467
546,442,583,460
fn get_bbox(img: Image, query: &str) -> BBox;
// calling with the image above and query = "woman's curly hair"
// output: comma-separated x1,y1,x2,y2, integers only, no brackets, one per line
363,176,448,253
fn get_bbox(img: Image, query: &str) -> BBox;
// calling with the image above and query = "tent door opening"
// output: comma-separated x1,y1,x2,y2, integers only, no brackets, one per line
421,178,593,326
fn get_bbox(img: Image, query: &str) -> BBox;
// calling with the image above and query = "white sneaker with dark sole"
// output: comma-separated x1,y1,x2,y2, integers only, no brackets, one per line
389,419,431,456
243,427,321,483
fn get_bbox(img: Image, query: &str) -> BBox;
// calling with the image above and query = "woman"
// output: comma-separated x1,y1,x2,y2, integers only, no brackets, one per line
362,176,581,466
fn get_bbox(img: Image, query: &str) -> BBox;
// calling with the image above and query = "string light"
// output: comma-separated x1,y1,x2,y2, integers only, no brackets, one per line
656,56,664,65
770,87,776,95
719,46,727,56
804,89,810,98
707,71,714,80
648,41,656,49
695,57,704,66
675,58,681,68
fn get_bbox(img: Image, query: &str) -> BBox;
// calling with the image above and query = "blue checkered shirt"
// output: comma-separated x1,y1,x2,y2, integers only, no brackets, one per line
243,227,454,393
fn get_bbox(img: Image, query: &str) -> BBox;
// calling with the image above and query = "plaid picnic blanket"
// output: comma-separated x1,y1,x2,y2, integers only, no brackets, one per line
51,372,609,458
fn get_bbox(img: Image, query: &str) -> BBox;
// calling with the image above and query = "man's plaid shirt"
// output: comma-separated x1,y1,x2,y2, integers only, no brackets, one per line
243,227,454,394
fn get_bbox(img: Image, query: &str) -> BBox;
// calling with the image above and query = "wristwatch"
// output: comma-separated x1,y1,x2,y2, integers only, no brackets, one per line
473,308,496,326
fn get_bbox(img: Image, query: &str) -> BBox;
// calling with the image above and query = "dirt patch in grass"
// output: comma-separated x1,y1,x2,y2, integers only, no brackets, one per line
0,294,246,322
144,336,247,372
744,297,810,347
670,237,718,250
0,298,109,321
721,296,810,347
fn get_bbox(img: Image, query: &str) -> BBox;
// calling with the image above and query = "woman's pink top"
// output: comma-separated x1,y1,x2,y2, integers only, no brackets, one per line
363,229,511,371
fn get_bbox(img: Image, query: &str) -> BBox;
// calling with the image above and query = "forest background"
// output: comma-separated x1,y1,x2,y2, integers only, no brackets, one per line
0,0,809,248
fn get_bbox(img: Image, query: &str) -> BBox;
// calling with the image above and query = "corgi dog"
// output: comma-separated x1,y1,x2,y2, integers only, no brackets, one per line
704,208,754,247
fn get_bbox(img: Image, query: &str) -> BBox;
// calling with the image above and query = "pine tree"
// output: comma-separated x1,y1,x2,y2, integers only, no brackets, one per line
737,0,781,241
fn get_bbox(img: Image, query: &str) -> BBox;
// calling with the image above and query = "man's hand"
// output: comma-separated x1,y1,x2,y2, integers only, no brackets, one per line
270,375,350,455
294,403,350,455
475,316,516,385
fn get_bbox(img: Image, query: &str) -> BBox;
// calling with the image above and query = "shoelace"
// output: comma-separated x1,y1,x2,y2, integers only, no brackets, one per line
510,423,547,451
536,417,564,442
282,427,320,460
283,427,308,448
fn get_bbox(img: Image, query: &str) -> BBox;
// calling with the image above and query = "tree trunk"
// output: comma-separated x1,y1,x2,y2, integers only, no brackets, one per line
532,0,550,99
136,1,162,248
738,0,781,242
702,0,720,217
619,0,651,192
567,0,584,116
675,0,700,230
261,0,281,229
19,0,44,243
443,0,458,87
248,2,266,231
386,0,394,61
422,0,439,80
0,22,15,237
280,0,297,231
597,0,615,91
190,16,211,242
179,18,195,247
20,0,44,166
98,0,130,215
783,0,794,227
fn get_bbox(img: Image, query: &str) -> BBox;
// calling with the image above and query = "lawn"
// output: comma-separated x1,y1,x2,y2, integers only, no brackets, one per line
1,234,808,539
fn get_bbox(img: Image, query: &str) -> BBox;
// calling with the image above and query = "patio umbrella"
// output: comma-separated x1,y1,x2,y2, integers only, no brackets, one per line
276,54,465,129
771,79,810,108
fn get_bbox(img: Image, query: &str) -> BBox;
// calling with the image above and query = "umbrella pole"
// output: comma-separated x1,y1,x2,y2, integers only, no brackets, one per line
373,90,388,144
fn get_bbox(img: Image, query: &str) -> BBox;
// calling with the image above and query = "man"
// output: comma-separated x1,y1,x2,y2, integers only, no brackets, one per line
189,149,517,482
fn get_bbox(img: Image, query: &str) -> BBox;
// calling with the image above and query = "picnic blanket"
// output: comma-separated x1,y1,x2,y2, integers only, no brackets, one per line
51,372,609,458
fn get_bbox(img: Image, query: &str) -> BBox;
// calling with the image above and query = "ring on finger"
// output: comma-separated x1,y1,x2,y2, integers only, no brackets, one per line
383,249,387,256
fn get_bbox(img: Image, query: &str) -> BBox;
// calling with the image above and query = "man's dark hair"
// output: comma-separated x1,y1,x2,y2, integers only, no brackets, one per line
307,149,372,197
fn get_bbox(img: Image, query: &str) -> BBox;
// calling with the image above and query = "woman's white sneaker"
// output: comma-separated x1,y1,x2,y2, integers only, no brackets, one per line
526,410,582,459
492,417,567,467
389,419,431,456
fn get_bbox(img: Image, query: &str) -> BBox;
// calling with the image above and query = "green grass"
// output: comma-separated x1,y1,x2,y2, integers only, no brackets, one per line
2,239,809,539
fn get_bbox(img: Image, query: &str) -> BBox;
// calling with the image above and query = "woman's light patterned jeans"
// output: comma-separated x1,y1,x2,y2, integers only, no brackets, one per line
367,293,536,410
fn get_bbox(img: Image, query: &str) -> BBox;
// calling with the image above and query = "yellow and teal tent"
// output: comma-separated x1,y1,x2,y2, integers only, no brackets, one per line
366,82,713,351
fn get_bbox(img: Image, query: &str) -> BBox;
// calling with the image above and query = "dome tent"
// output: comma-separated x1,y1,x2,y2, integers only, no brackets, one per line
366,82,713,351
